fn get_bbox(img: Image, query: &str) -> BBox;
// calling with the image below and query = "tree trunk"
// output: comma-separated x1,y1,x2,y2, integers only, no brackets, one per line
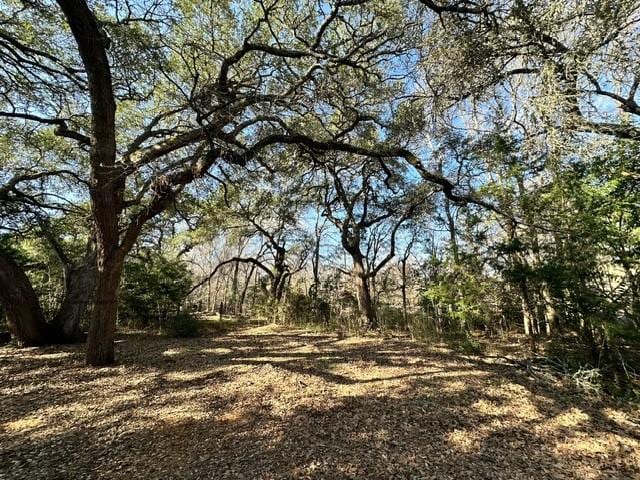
352,255,377,329
238,264,256,315
310,215,325,298
50,251,97,342
401,258,408,325
212,274,221,314
206,277,211,312
231,261,239,314
273,272,288,301
580,317,599,364
541,284,559,335
56,0,120,365
518,278,537,351
0,249,51,346
271,268,286,301
631,278,640,328
622,263,640,327
443,198,460,265
85,253,123,365
311,239,321,298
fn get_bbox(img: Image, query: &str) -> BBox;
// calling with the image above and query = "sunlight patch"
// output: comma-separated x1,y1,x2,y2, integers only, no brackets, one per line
34,352,74,360
201,347,233,355
441,380,467,393
164,371,209,382
4,416,43,433
446,428,482,453
472,398,541,420
162,348,185,356
547,408,590,428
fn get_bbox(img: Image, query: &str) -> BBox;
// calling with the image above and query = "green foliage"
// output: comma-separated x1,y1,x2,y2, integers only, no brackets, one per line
456,335,485,355
377,304,407,330
119,251,193,329
280,292,331,326
1,233,67,319
164,311,200,338
422,262,499,333
199,316,239,336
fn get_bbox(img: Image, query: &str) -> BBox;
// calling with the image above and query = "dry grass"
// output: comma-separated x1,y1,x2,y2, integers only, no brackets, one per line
1,323,639,479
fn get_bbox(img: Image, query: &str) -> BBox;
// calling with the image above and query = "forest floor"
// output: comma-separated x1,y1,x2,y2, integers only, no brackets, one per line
1,322,639,480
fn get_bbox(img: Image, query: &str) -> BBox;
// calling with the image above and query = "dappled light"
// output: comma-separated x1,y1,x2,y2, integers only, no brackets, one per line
1,0,639,477
2,325,638,479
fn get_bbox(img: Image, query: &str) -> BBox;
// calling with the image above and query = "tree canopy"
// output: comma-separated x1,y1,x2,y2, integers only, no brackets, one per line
0,0,638,402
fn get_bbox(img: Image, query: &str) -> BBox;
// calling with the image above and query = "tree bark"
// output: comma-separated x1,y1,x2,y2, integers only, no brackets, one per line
270,249,288,301
541,284,559,335
0,249,51,346
57,0,121,365
401,258,408,325
238,264,256,315
443,198,460,265
85,253,124,365
518,278,537,351
274,272,289,301
622,262,640,327
50,249,97,342
310,215,325,298
352,255,377,329
231,261,239,314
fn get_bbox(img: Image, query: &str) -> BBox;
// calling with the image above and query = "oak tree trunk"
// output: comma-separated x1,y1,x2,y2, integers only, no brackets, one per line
56,0,120,365
401,259,408,325
85,253,123,365
0,249,51,346
50,251,97,342
518,278,537,351
352,256,377,329
237,264,255,315
541,284,559,335
271,267,287,301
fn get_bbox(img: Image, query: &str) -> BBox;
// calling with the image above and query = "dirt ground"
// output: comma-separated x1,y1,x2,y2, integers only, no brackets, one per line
1,324,639,480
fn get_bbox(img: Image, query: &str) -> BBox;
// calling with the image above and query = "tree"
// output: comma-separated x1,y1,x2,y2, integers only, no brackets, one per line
0,245,50,346
322,157,427,328
417,0,640,142
190,161,312,305
1,0,420,363
0,147,95,344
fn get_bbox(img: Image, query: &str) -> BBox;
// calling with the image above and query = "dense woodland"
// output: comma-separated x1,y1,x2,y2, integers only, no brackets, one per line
0,0,639,399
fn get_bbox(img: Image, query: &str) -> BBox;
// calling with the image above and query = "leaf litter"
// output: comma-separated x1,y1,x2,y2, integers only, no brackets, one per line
1,324,639,479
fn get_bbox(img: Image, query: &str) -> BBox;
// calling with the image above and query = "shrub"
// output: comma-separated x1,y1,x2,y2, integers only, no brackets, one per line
282,292,331,326
441,332,485,355
164,311,200,338
119,251,193,328
459,336,484,355
377,304,407,330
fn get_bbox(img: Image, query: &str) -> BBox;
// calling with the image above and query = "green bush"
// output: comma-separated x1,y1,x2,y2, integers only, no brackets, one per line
281,292,331,326
164,311,200,338
459,336,484,355
441,332,485,355
119,251,193,328
407,314,439,341
378,304,407,330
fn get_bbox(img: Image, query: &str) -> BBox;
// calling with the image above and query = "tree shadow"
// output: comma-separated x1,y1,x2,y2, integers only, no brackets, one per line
1,328,639,479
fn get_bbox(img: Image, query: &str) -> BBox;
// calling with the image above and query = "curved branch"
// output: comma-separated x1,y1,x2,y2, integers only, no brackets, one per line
188,256,273,296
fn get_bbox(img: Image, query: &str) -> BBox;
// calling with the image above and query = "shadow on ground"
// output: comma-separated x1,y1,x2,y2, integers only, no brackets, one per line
1,324,639,479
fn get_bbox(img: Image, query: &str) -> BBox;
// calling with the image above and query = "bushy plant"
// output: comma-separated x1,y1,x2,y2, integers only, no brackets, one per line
377,304,406,330
164,311,201,338
282,292,331,326
422,264,496,333
119,251,193,328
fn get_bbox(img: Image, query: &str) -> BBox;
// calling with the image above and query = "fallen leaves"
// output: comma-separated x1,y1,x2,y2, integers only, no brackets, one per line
0,324,638,479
